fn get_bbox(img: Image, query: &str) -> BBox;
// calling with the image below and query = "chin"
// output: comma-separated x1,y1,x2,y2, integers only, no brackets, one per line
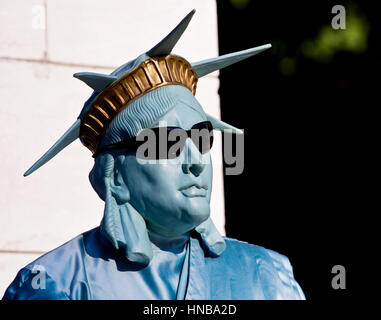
181,198,210,226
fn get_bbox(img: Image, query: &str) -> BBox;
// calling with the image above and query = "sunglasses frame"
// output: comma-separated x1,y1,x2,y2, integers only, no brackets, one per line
93,121,214,159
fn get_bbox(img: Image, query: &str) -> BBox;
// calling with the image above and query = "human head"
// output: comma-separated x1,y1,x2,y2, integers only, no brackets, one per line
90,84,213,234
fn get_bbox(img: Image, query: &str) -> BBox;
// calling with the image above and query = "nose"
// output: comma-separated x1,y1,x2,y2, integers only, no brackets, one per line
181,138,206,177
183,161,205,177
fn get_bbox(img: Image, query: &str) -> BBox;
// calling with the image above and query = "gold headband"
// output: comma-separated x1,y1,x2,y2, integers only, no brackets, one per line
80,55,198,154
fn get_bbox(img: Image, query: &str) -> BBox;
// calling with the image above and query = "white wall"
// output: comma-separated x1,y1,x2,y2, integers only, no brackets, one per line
0,0,224,296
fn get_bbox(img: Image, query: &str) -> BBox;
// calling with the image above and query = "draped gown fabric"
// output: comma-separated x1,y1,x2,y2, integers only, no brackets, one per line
2,227,305,300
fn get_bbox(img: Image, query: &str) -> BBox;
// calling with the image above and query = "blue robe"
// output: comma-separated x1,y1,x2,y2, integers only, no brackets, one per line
2,227,305,300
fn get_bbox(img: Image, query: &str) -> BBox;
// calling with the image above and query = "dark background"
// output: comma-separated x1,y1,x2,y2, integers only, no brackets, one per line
218,0,374,300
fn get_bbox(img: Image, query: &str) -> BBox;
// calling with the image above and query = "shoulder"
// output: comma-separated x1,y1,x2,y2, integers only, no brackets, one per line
223,237,292,270
24,229,91,278
2,228,99,300
222,237,306,300
2,266,70,300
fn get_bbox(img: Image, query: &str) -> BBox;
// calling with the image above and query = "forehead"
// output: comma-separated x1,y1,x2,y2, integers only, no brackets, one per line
152,99,207,129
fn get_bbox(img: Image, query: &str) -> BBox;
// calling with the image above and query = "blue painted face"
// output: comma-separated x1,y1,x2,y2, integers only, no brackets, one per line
119,101,213,237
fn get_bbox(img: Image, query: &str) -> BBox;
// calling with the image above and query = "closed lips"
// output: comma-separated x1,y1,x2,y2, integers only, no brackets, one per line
179,184,208,197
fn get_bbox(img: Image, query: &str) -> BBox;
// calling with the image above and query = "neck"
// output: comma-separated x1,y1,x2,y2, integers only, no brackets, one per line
147,228,190,253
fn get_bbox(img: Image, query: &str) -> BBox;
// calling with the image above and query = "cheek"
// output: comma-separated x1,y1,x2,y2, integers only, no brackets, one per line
142,163,182,189
124,158,182,202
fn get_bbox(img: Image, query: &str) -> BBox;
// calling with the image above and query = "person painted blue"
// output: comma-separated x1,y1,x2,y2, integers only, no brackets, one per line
3,10,305,300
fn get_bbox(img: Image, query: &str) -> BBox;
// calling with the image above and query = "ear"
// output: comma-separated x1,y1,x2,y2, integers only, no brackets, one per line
107,156,130,205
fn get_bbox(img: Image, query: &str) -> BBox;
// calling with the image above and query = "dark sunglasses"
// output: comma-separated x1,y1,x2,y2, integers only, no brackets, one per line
93,121,214,159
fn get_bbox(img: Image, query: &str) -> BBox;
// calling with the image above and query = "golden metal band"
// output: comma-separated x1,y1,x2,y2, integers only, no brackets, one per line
80,55,198,154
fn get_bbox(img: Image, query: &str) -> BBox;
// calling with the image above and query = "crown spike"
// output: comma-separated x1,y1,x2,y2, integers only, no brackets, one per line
146,9,195,57
192,44,272,77
23,119,81,176
206,114,243,134
73,72,117,92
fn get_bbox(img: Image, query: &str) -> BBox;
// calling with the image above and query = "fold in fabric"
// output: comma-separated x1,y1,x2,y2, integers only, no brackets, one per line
2,227,305,300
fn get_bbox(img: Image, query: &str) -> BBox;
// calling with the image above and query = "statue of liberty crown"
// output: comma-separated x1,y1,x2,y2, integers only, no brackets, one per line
24,9,271,176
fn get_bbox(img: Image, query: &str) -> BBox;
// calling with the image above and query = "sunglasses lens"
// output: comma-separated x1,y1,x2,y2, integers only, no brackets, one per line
190,122,214,154
140,127,186,160
167,129,186,159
